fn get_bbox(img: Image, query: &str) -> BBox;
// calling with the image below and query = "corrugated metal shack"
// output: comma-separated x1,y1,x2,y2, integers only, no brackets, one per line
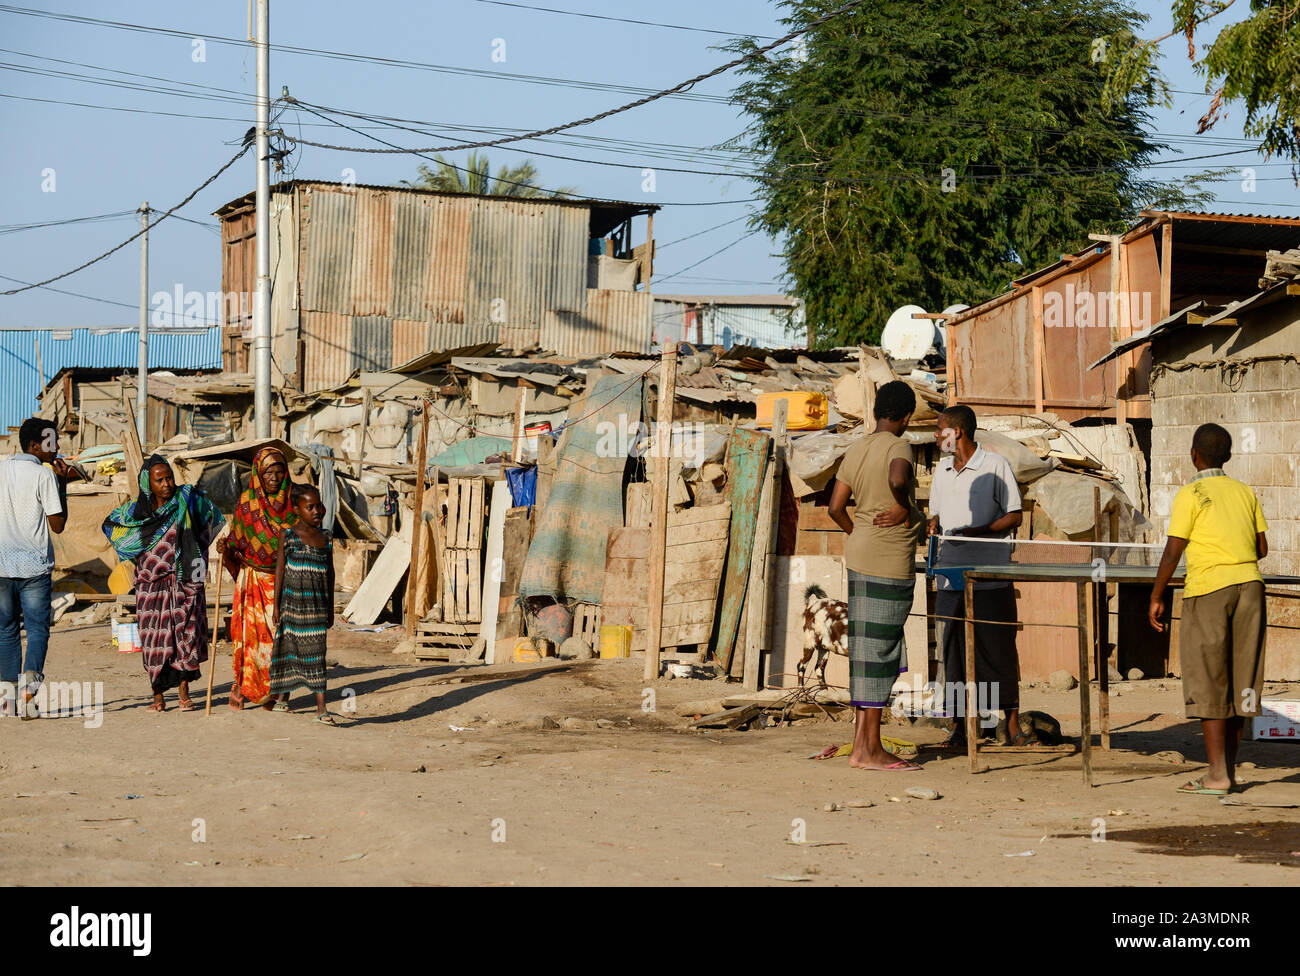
652,294,807,349
1092,255,1300,679
943,210,1300,423
0,325,222,435
215,181,659,392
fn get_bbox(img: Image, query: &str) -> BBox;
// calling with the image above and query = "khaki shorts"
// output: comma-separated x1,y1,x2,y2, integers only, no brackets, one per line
1180,581,1266,719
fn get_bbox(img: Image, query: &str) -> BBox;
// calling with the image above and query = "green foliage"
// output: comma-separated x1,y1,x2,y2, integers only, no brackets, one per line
728,0,1215,348
1101,1,1300,168
404,151,577,198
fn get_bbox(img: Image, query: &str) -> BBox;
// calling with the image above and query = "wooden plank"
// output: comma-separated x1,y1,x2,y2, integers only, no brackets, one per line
445,478,461,553
343,533,412,626
645,341,678,681
710,427,771,671
1032,284,1045,415
405,400,430,631
743,402,783,689
428,466,444,615
1077,580,1094,787
494,506,532,658
479,481,509,665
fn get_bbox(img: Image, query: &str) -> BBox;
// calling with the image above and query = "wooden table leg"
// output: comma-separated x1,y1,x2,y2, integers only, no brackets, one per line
1098,580,1110,750
1076,581,1093,787
965,581,978,773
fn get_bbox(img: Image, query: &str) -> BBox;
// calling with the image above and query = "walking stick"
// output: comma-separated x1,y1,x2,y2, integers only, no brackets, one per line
204,564,224,717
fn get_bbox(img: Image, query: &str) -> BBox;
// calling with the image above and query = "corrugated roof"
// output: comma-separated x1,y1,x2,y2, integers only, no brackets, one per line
0,326,222,430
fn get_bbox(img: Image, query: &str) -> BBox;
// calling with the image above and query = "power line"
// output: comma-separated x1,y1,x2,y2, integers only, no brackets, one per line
279,0,869,155
657,214,752,248
0,145,251,296
469,0,777,39
0,211,134,235
0,273,221,324
655,231,762,284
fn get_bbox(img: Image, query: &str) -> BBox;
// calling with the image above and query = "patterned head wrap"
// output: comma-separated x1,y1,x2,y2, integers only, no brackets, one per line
228,447,297,571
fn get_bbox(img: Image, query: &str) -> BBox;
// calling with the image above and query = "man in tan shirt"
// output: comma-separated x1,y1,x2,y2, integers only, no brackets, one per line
829,380,924,771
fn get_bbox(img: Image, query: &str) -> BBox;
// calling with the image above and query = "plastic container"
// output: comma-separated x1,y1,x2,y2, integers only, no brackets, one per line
523,421,553,460
756,391,829,431
599,624,633,659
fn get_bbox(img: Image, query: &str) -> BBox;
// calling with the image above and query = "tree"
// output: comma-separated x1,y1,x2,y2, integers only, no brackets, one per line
726,0,1221,348
404,151,577,198
1098,2,1300,168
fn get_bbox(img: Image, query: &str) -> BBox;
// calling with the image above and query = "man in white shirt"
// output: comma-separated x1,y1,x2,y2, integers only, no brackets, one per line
0,418,75,717
927,405,1027,747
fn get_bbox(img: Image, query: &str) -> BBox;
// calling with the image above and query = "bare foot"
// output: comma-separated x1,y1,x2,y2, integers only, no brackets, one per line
848,750,919,771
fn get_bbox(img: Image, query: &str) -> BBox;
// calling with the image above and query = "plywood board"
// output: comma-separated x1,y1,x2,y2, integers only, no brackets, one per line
601,503,730,652
342,533,412,626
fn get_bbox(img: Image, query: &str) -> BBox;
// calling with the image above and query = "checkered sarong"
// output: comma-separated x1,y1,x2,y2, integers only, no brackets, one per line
847,570,911,708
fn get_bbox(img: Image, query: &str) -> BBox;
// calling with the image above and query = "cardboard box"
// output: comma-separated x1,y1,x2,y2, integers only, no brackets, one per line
1250,698,1300,741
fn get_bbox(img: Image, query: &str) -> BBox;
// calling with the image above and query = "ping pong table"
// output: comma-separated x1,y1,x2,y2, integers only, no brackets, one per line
946,563,1300,787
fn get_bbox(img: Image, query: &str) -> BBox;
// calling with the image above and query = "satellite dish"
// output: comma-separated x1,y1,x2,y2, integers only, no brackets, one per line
934,304,969,355
881,305,934,360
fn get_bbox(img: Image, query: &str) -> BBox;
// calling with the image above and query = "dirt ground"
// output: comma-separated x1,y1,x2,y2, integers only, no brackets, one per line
2,620,1298,886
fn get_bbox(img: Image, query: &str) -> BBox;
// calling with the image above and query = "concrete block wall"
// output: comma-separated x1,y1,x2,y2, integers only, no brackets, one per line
1150,360,1300,577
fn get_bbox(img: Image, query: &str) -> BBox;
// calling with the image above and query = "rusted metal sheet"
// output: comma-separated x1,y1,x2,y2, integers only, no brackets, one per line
391,192,431,320
390,318,429,368
1041,258,1115,407
468,198,542,347
350,188,395,316
540,289,653,356
301,186,355,314
424,194,476,342
950,298,1034,403
351,315,394,374
300,311,352,392
542,203,588,315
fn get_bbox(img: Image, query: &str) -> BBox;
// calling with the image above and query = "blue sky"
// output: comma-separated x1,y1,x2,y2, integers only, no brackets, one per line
0,0,1294,329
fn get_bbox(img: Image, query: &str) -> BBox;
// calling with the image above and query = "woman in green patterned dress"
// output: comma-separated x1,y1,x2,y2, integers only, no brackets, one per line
269,483,335,723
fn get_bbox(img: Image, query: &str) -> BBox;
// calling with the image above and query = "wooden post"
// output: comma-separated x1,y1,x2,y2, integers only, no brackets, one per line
644,341,678,682
1093,486,1109,749
429,465,445,620
1032,284,1045,415
405,400,430,633
743,398,785,690
1159,220,1173,320
1076,580,1094,786
964,574,979,773
358,388,372,481
857,346,875,424
122,396,144,475
511,380,528,462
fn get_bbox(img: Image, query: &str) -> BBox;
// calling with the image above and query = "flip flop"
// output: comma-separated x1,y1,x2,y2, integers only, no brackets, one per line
1178,779,1229,796
883,759,921,771
147,701,166,713
177,698,197,712
272,701,291,713
316,713,336,725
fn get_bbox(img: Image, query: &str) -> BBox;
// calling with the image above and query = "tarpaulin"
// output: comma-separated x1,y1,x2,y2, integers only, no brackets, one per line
517,373,643,605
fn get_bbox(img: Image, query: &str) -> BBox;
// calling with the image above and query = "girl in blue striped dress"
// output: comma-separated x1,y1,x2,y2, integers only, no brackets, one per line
270,483,335,723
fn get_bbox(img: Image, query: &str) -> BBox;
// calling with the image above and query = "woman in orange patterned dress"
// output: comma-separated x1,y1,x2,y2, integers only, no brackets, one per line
216,448,296,709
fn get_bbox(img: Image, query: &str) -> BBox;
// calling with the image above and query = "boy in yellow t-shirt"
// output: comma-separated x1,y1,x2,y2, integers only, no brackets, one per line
1148,423,1268,796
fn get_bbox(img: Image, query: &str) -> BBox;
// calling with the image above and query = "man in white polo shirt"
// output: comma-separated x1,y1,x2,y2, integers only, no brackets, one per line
927,405,1027,747
0,418,75,718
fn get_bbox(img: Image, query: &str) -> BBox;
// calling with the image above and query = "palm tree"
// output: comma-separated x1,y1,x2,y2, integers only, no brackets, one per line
403,151,577,198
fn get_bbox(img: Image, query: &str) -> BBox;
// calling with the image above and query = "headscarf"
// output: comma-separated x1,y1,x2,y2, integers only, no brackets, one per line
102,454,225,576
229,447,296,571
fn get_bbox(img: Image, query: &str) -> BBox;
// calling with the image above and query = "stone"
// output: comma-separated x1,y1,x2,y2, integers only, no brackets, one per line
1153,750,1184,764
562,716,597,731
393,638,415,656
823,802,841,812
845,799,874,808
557,636,589,661
1048,669,1078,692
674,699,726,717
1107,665,1123,682
1126,668,1144,681
595,718,617,729
905,787,941,801
521,714,560,730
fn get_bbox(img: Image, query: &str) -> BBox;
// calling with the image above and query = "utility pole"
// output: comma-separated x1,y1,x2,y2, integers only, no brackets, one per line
136,202,149,445
252,0,273,438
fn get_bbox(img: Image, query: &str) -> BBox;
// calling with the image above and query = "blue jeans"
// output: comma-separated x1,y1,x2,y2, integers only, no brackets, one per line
0,573,52,687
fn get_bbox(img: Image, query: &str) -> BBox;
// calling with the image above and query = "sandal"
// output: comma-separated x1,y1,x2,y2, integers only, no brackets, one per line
316,712,336,725
1177,778,1229,796
147,701,166,713
272,701,290,713
177,698,197,712
879,759,921,771
1006,731,1036,747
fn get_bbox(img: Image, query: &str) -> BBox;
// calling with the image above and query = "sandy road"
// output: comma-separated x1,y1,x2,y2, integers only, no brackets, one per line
1,623,1297,885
